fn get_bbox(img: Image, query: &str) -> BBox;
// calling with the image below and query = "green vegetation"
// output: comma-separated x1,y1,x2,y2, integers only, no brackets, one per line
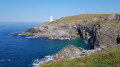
51,14,111,24
76,32,79,35
37,14,113,26
38,46,120,67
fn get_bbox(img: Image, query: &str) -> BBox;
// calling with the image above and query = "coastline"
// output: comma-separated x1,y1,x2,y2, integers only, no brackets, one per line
33,47,103,67
35,44,120,67
12,14,120,67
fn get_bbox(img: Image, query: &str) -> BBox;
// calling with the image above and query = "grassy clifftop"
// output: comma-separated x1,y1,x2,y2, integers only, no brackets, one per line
38,46,120,67
54,14,111,23
37,14,112,26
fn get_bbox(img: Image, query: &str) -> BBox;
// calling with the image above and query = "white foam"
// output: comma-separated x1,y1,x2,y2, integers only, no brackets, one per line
49,37,55,39
0,59,11,62
49,37,70,40
8,59,11,61
84,40,89,44
59,38,70,40
32,55,54,66
26,37,37,38
18,34,21,35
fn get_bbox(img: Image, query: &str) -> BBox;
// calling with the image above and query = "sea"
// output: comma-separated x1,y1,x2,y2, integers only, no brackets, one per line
0,22,90,67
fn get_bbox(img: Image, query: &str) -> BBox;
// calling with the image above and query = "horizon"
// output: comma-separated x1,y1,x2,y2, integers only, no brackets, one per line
0,0,120,23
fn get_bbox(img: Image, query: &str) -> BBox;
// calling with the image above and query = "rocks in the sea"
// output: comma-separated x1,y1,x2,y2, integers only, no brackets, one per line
21,32,32,36
40,58,47,61
12,34,18,36
55,45,82,60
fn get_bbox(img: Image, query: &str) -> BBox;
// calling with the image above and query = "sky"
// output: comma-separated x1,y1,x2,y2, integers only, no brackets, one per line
0,0,120,23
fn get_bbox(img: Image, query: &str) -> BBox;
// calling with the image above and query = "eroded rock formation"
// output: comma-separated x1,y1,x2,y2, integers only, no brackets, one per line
21,14,120,49
54,45,104,60
55,45,81,60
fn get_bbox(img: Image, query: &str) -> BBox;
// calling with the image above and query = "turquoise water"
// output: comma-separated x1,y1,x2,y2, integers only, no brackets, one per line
0,22,90,67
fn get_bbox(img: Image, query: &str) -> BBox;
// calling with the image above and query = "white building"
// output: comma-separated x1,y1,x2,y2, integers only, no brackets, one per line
50,16,53,22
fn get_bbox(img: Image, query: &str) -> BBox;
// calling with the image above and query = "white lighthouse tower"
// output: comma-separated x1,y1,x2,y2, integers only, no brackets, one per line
50,16,53,22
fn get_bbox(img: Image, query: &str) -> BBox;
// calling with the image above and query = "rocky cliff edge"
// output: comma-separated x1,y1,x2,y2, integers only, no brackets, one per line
21,14,120,49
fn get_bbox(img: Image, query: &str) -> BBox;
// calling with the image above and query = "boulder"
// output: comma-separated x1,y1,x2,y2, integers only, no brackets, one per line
55,45,82,60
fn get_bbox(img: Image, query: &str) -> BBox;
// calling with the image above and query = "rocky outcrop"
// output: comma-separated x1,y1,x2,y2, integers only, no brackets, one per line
22,14,120,49
107,14,120,20
54,45,104,60
55,45,82,60
12,34,18,36
94,14,120,21
22,23,78,38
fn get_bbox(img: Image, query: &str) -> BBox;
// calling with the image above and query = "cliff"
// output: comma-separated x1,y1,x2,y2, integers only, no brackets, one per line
21,14,120,49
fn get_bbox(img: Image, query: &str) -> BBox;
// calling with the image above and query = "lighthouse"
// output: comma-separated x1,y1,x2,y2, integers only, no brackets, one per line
50,16,53,22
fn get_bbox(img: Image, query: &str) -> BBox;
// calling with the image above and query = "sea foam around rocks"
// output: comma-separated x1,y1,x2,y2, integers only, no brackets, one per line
32,55,54,67
49,37,70,40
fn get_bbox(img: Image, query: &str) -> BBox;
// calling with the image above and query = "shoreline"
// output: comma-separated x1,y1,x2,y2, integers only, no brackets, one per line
12,33,79,40
35,44,120,67
33,47,103,67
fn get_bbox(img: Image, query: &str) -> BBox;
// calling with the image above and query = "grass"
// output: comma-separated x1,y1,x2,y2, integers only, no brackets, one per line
50,14,111,24
38,46,120,67
37,14,113,26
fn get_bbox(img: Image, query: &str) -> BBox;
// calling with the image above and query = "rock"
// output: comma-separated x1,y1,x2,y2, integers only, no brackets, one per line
20,35,27,37
117,34,120,44
21,32,32,36
93,14,120,21
107,14,120,20
22,23,78,38
93,17,107,21
79,48,85,51
12,34,18,36
40,58,47,61
55,45,82,60
25,27,41,33
97,48,103,52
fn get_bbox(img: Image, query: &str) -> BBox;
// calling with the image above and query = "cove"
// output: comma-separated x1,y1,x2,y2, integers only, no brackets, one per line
0,22,90,67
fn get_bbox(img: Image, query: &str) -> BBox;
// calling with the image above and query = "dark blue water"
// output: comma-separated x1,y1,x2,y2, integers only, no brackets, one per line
0,22,90,67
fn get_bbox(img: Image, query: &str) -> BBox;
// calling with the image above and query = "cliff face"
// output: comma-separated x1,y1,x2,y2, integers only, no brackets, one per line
22,23,78,38
22,14,120,49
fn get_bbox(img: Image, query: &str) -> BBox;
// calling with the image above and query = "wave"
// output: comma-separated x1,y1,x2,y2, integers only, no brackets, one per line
49,37,70,40
18,34,21,35
0,59,11,62
26,37,38,38
59,38,70,40
32,55,54,66
84,40,89,44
